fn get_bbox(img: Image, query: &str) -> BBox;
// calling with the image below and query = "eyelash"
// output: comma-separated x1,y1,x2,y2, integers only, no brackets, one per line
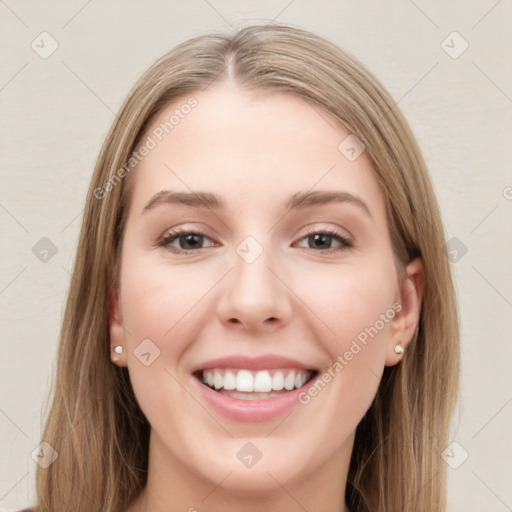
157,227,353,255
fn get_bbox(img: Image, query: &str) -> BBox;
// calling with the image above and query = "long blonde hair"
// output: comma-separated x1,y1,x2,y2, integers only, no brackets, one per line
33,23,459,512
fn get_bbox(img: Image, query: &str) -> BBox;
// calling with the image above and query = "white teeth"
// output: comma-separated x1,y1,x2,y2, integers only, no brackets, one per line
213,370,223,390
201,368,312,393
223,370,236,390
272,371,284,390
253,371,272,392
283,373,295,390
236,370,254,392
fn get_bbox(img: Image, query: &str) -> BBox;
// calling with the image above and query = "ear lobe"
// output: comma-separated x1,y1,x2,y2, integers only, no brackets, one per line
109,284,127,367
385,258,425,366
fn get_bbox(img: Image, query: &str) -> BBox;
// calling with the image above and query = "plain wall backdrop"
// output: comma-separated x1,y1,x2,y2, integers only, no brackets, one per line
1,1,511,510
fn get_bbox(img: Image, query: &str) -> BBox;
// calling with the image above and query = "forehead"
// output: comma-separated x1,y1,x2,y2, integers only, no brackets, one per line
127,83,385,219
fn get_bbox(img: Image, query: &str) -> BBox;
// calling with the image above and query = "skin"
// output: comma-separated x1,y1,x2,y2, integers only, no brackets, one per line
109,81,424,512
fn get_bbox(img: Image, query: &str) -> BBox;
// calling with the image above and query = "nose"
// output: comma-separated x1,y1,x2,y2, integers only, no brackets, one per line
216,244,293,333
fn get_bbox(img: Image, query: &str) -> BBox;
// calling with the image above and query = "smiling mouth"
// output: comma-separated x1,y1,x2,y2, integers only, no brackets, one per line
194,368,318,401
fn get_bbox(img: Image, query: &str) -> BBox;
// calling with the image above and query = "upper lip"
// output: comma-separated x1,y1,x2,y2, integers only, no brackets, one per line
191,354,318,373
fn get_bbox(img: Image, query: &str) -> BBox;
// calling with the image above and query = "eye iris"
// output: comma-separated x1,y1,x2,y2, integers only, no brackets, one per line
310,233,332,249
180,233,202,249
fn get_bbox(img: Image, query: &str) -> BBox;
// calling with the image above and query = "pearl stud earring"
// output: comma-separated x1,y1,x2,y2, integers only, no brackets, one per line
113,346,123,354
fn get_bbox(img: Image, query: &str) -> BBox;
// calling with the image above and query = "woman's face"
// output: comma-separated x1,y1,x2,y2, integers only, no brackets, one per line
110,82,422,498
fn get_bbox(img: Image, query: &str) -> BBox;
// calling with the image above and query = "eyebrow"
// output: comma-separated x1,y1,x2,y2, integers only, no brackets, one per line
142,189,371,218
143,190,224,212
284,190,371,217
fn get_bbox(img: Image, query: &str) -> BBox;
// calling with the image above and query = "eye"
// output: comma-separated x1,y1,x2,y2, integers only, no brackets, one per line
158,229,216,253
157,228,352,254
295,229,353,253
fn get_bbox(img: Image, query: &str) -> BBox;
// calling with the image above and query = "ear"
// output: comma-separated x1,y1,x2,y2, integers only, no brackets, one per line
385,258,425,366
109,283,128,367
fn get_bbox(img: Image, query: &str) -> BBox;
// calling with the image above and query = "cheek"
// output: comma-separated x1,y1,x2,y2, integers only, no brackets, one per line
119,250,212,347
296,260,397,357
291,266,396,442
118,255,211,426
118,249,223,413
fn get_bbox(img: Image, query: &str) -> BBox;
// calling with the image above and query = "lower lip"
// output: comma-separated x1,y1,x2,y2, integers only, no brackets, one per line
192,374,318,422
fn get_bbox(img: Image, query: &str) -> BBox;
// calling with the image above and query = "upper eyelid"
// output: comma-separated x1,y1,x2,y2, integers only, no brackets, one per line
299,226,352,240
160,226,349,240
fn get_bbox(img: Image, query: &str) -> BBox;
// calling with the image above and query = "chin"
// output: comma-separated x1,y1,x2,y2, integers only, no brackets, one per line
193,439,314,496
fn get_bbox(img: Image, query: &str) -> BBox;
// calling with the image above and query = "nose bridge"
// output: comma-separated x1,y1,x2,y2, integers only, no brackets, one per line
216,234,292,330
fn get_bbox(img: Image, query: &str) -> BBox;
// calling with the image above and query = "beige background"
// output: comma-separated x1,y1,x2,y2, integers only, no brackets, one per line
1,1,511,510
